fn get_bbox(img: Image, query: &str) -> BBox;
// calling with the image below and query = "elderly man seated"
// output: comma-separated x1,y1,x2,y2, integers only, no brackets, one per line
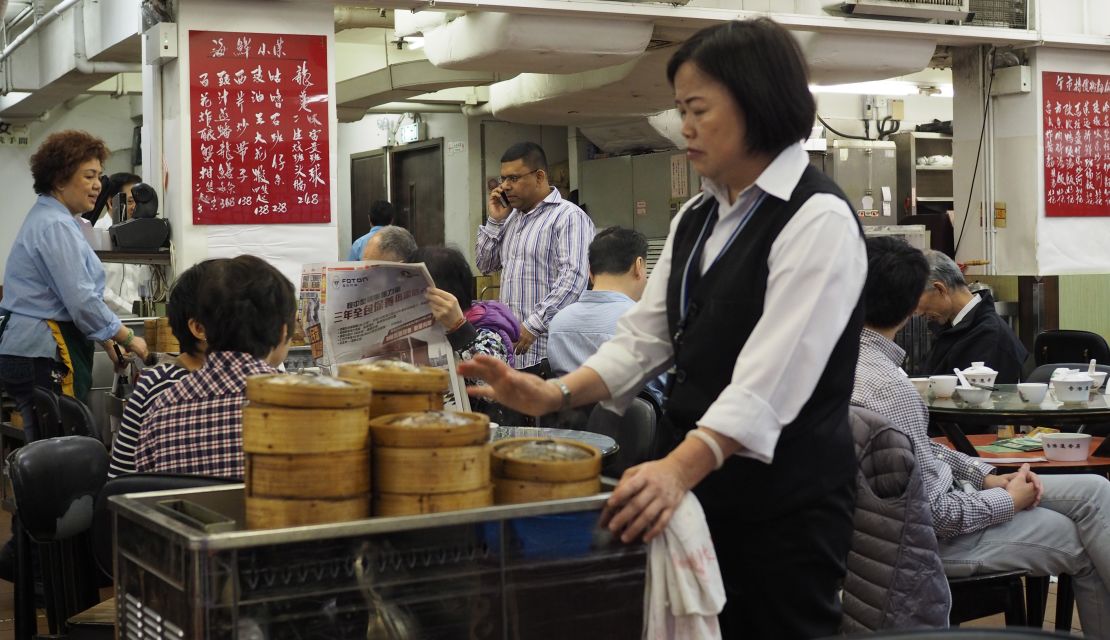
854,236,1110,636
917,250,1028,383
362,225,416,263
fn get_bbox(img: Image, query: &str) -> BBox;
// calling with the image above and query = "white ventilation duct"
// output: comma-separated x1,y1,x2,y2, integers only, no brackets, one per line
578,118,680,155
334,6,393,31
473,44,675,125
393,10,452,38
416,12,654,74
336,59,497,122
795,31,936,84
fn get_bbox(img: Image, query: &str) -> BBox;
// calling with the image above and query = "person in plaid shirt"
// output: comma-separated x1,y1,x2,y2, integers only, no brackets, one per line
136,255,296,479
854,236,1110,636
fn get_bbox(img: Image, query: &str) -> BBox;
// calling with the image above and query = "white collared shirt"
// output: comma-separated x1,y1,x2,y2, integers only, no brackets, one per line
951,293,982,327
581,142,867,464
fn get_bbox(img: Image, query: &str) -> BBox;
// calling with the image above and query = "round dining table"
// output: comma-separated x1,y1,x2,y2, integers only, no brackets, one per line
934,433,1110,475
926,384,1110,428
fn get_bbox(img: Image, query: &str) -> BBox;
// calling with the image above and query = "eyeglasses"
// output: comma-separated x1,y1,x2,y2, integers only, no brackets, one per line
498,169,540,185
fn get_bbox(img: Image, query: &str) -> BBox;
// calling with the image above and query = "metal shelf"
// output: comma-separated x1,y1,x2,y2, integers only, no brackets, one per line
916,196,955,202
915,165,953,171
95,249,171,265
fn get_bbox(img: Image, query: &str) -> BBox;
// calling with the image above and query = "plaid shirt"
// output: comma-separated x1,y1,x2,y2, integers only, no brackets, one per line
852,328,1014,539
135,351,277,479
475,187,594,369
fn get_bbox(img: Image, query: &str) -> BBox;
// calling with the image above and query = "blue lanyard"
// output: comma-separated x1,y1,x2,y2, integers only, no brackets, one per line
679,191,768,319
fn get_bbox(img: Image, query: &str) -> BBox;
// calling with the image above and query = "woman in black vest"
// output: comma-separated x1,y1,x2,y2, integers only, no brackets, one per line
462,19,866,638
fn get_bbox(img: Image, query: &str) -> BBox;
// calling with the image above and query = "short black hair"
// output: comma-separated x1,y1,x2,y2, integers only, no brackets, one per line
369,200,394,226
864,236,930,330
87,172,143,223
666,18,816,157
500,142,547,173
415,246,474,311
589,227,648,276
166,259,215,356
196,255,297,358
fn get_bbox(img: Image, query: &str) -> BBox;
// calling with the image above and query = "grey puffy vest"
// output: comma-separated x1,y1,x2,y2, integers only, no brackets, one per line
840,407,951,633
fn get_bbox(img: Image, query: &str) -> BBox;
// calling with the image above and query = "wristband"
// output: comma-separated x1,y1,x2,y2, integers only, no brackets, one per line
548,378,572,411
686,429,725,470
121,327,135,348
447,316,467,334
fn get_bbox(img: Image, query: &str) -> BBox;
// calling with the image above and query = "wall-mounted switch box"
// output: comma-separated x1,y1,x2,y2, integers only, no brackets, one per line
144,23,178,66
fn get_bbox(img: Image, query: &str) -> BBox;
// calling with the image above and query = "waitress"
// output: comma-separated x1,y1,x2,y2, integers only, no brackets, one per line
0,130,149,441
460,18,866,638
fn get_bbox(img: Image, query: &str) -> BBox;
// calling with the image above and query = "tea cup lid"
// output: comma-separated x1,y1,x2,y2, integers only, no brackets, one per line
962,361,996,375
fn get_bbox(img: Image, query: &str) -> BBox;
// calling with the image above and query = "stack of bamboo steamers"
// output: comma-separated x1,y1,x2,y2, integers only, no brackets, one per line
242,359,604,530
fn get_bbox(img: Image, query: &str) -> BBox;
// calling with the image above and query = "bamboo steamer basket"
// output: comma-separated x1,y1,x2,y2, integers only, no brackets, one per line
374,485,493,516
494,476,601,505
374,444,491,494
491,438,601,482
246,450,370,499
245,374,372,409
155,317,179,352
242,404,371,454
368,411,489,448
338,360,450,392
372,392,443,416
143,319,158,352
338,360,448,418
246,495,369,529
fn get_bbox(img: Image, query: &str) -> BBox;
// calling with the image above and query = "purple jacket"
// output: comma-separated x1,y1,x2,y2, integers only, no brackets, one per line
465,301,520,367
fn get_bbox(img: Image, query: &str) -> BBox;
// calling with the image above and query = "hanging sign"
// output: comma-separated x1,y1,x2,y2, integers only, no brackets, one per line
189,31,331,224
1043,71,1110,217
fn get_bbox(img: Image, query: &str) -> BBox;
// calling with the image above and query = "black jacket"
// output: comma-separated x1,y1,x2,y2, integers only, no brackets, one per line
924,291,1028,383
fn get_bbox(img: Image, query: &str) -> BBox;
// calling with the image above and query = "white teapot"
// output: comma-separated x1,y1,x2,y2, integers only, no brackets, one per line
960,362,998,388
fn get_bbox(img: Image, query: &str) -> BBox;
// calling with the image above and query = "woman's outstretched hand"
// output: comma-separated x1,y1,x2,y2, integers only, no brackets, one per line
458,354,561,416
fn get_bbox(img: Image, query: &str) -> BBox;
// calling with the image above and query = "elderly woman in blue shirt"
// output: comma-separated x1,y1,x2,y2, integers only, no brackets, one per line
0,130,149,441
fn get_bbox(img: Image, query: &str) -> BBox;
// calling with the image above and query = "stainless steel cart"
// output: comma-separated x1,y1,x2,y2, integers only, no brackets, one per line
111,484,645,639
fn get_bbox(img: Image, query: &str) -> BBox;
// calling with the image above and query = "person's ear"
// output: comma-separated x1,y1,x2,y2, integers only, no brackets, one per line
188,318,207,342
635,256,647,279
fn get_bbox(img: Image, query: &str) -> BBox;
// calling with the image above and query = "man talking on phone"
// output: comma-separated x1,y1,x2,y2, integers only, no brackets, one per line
475,142,594,377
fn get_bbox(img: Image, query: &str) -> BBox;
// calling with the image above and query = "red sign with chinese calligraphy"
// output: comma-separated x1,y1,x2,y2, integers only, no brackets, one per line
189,31,331,224
1043,71,1110,217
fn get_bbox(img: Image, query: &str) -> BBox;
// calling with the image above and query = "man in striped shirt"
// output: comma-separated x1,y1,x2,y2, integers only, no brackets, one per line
476,142,594,375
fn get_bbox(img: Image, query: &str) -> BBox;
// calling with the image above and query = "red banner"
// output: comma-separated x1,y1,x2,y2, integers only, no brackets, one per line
189,31,331,224
1043,71,1110,217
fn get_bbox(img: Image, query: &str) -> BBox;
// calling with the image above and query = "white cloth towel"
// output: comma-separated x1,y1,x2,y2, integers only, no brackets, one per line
643,493,726,640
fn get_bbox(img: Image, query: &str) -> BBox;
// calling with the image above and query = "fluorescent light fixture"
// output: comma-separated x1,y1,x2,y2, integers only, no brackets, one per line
809,81,953,97
406,36,425,50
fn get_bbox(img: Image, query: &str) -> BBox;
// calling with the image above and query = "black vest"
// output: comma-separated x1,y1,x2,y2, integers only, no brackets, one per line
664,165,864,521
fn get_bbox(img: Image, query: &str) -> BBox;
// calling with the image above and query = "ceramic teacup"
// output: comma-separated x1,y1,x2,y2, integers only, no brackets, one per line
1016,382,1048,404
929,375,958,399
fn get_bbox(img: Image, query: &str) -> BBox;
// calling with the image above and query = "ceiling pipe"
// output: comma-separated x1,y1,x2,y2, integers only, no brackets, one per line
364,101,463,114
0,0,80,66
74,1,140,74
334,6,393,31
460,102,492,118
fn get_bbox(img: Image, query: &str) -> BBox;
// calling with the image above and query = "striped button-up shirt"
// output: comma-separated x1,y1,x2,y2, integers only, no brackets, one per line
475,187,593,369
852,327,1014,539
136,350,278,479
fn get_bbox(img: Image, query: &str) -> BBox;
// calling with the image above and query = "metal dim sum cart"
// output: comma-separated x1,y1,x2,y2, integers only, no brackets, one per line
110,483,645,639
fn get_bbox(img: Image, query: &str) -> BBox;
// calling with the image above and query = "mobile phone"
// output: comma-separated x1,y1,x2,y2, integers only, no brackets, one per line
498,191,510,209
487,178,510,209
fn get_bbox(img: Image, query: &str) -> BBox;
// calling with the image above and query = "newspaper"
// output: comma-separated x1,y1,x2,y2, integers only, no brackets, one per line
298,261,469,411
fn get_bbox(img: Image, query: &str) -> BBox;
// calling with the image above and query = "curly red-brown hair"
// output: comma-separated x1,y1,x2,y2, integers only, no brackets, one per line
29,130,109,195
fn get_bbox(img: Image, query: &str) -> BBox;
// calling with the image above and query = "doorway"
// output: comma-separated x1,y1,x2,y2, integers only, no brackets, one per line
390,139,445,247
350,150,388,246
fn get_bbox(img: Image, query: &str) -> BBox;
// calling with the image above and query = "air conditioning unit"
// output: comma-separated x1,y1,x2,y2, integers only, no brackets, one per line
840,0,972,21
